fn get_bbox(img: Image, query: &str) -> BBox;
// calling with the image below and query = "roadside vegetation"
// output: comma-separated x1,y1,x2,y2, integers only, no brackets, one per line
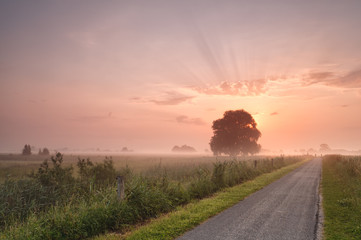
322,155,361,240
102,159,307,240
1,153,304,240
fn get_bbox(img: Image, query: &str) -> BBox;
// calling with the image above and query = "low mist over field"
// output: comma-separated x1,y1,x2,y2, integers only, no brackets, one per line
1,0,361,154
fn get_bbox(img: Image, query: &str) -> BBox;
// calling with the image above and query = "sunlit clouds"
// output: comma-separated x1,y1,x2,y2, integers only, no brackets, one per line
1,0,361,153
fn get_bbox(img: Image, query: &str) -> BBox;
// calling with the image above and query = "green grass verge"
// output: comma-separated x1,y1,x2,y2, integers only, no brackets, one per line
94,159,309,240
322,156,361,240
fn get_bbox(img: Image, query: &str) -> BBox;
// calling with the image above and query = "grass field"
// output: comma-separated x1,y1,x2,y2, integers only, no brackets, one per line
0,153,244,182
0,153,289,183
95,159,308,240
322,155,361,240
0,153,306,240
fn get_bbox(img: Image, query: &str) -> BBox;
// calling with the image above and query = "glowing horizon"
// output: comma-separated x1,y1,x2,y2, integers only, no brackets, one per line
1,1,361,154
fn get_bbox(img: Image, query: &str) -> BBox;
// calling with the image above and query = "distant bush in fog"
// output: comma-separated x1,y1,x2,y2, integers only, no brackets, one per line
172,144,197,153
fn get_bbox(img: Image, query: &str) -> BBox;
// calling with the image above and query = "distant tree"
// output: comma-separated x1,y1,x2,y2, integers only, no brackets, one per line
38,147,50,155
22,144,32,155
121,147,132,152
319,144,331,152
210,109,261,156
43,148,50,155
171,145,196,153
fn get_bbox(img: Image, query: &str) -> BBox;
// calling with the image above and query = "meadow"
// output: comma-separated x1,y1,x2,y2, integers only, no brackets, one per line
0,153,230,182
0,153,304,239
322,155,361,240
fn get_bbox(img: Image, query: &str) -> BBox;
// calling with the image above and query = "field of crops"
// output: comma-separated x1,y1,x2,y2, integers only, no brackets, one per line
0,153,304,239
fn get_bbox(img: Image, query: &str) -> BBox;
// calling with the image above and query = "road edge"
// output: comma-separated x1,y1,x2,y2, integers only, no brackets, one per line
123,159,309,240
315,158,324,240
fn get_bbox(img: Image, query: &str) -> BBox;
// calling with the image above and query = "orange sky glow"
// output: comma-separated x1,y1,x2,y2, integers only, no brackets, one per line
1,1,361,154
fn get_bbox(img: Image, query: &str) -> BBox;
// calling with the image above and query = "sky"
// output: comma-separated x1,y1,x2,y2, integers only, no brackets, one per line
1,0,361,154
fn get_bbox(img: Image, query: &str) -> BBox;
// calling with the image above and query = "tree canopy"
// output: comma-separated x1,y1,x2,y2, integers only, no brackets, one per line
171,145,196,153
210,109,261,156
22,144,32,155
38,148,50,155
319,144,331,152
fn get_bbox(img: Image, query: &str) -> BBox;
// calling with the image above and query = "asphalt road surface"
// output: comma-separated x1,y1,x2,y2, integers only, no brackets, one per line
178,158,322,240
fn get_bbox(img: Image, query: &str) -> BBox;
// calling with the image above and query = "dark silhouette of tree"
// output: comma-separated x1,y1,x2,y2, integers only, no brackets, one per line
171,145,196,153
319,144,331,152
121,147,133,152
39,148,50,155
42,148,50,155
210,109,261,156
22,144,32,155
121,147,129,152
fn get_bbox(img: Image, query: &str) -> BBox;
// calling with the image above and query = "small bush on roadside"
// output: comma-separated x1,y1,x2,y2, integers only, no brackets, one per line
77,156,118,187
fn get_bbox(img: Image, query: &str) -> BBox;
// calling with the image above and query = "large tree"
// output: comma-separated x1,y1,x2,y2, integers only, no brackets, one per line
319,144,331,152
210,109,261,156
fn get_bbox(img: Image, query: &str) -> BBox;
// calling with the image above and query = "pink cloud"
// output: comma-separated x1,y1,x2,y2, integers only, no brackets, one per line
303,68,361,88
192,79,267,96
131,91,194,105
176,115,206,125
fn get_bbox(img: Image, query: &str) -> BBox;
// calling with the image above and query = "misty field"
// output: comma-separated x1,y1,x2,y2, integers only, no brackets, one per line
322,155,361,240
0,153,304,239
0,153,219,182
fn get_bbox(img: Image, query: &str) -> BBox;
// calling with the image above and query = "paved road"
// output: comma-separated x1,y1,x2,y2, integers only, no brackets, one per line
178,158,322,240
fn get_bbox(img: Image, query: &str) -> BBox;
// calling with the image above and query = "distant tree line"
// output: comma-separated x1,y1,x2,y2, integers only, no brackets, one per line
172,145,196,153
22,145,50,156
38,148,50,155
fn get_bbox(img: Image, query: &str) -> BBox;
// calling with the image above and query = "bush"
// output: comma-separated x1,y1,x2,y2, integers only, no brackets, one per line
77,157,118,187
30,153,74,187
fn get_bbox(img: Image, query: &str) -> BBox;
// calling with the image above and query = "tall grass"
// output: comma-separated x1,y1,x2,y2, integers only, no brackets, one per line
322,155,361,239
0,154,304,240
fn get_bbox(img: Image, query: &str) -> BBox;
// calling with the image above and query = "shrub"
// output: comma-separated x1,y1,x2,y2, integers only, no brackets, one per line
29,152,74,187
77,157,118,187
